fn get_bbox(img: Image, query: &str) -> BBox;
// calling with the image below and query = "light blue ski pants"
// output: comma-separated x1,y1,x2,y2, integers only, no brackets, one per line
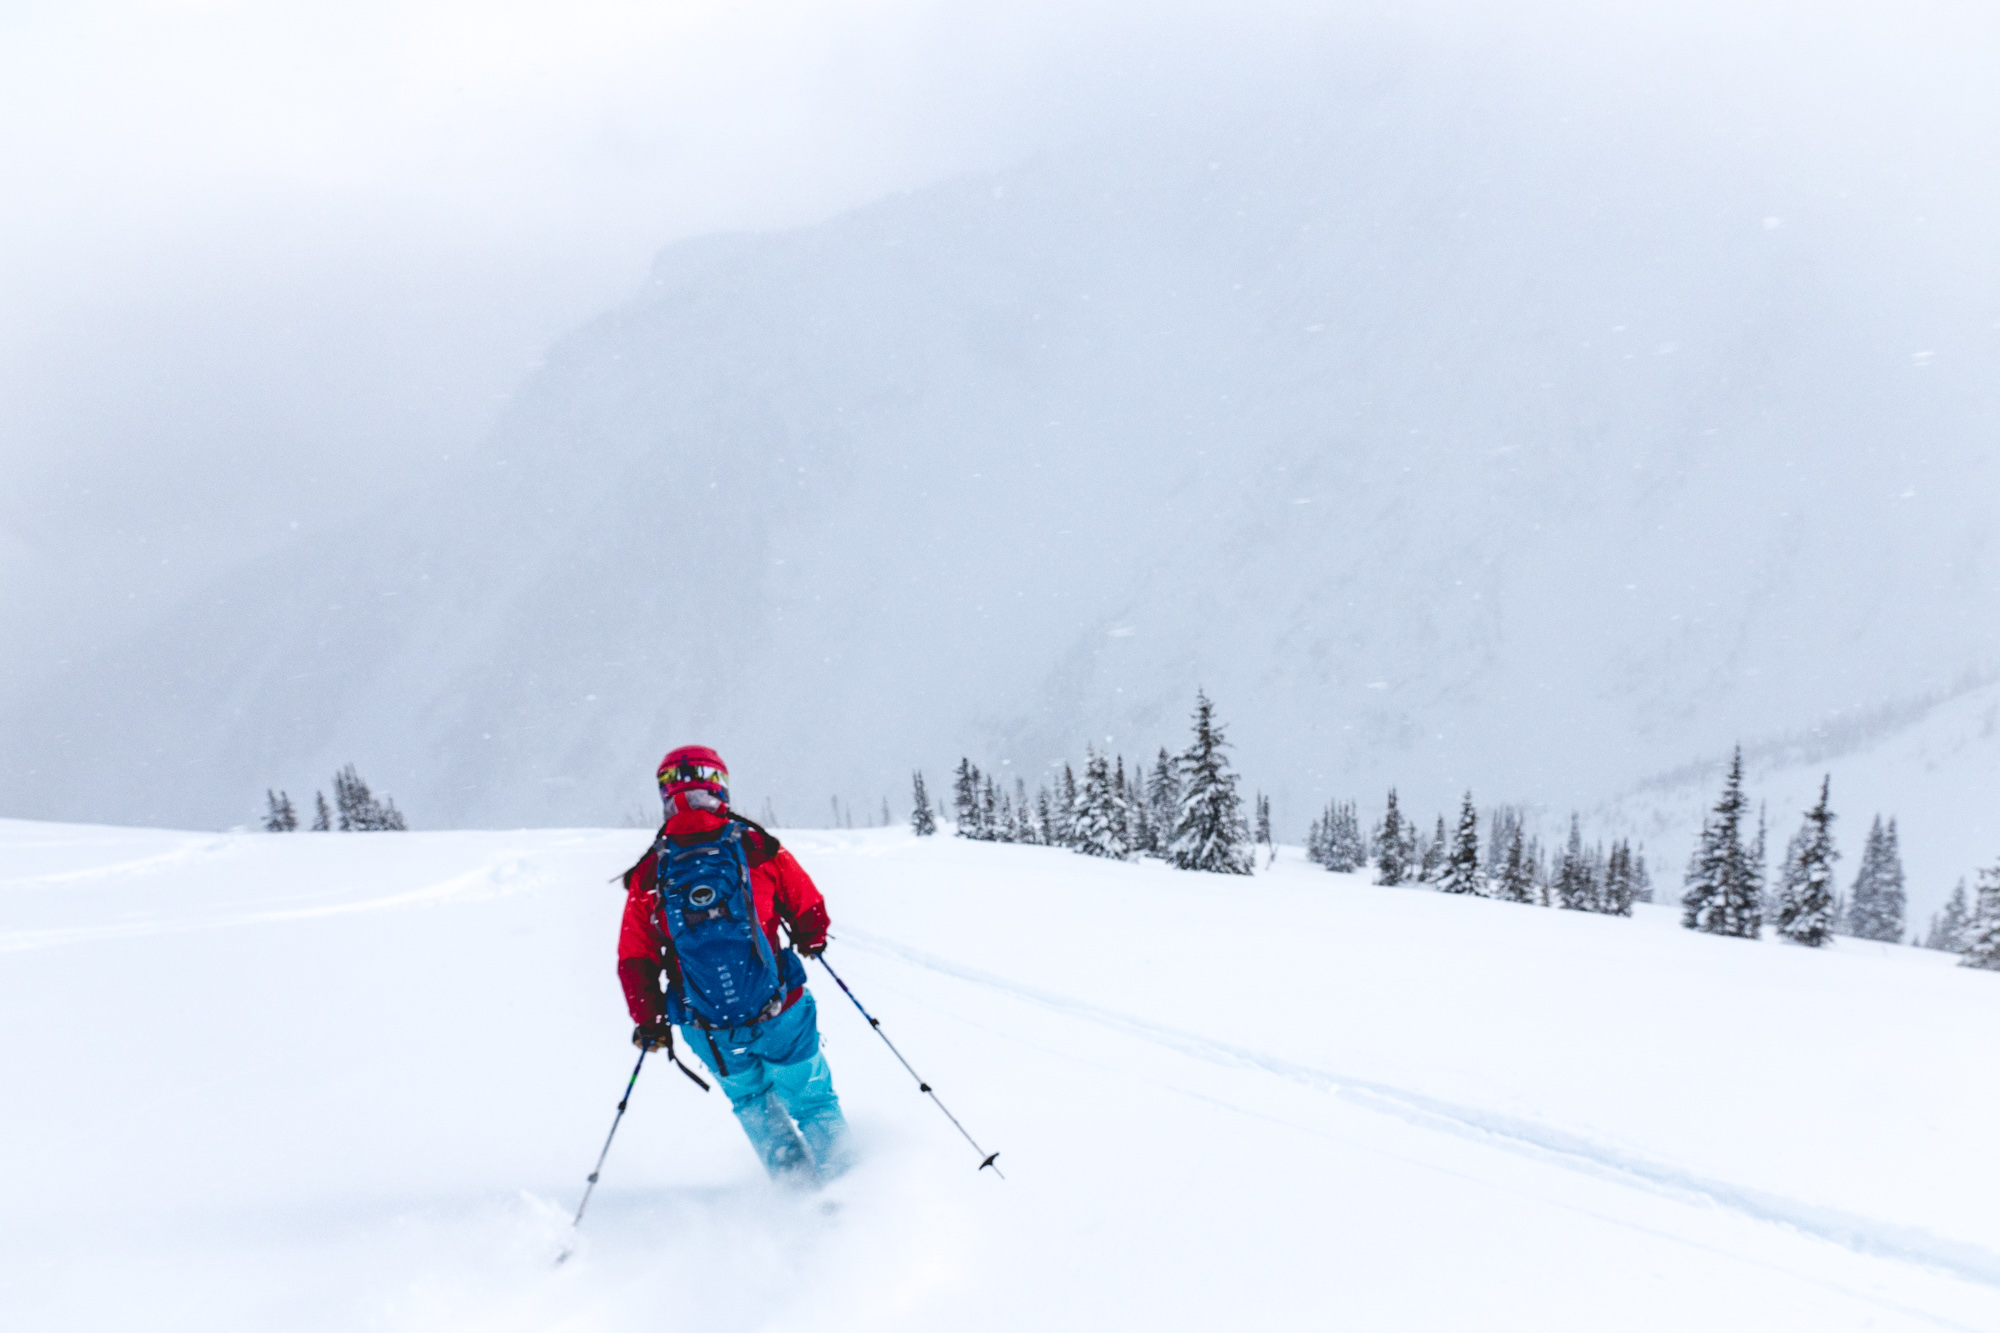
683,990,850,1183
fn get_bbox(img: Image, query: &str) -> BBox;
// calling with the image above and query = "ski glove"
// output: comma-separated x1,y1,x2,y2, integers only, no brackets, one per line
794,936,827,958
632,1022,673,1052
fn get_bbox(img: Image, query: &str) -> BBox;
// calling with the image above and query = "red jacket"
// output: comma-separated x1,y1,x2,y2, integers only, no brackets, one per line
617,809,830,1027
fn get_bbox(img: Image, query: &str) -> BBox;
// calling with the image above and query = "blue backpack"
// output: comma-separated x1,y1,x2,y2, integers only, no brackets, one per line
655,822,802,1028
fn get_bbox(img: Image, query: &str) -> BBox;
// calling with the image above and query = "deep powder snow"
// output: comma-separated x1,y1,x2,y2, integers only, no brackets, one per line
3,819,1997,1331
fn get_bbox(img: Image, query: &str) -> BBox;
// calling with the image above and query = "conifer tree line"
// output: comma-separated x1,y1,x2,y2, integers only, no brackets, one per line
1303,787,1650,916
1680,752,1894,947
911,690,1255,874
905,705,2000,969
1915,859,2000,970
1676,749,1996,967
262,790,299,831
1305,801,1367,871
1956,862,2000,971
263,764,406,832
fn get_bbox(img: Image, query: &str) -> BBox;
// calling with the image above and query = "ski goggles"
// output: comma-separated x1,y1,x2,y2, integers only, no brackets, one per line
658,759,728,791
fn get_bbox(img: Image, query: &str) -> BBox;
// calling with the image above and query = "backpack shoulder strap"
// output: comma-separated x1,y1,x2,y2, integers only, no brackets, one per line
729,814,781,857
612,825,670,887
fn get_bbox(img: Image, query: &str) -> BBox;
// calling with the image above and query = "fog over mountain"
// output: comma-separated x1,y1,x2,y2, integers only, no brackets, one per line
6,24,1996,917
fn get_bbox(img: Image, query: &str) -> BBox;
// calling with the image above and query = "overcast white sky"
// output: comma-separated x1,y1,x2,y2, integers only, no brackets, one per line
0,0,1369,660
1,0,1091,647
1,0,1995,671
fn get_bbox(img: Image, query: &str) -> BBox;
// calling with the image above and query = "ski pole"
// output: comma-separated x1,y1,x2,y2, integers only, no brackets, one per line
810,950,1004,1179
555,1028,710,1265
555,1048,647,1265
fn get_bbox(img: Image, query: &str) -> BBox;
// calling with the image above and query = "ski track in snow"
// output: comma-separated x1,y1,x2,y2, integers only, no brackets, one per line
909,1014,1991,1333
0,835,234,887
0,851,554,953
837,926,2000,1295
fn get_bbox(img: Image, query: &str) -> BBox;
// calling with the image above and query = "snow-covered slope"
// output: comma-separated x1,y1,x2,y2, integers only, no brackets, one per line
4,819,1996,1330
4,42,1996,888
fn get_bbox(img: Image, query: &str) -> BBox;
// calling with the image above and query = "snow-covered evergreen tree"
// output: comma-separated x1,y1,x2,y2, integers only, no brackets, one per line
1555,814,1597,911
1308,799,1368,872
1071,748,1124,858
1416,815,1446,882
1960,862,2000,971
331,765,404,832
1110,756,1132,855
1167,691,1253,875
1254,792,1272,852
1056,763,1080,848
993,783,1017,843
1484,807,1521,880
1847,815,1907,943
1682,748,1759,937
263,789,298,832
1772,776,1837,947
333,765,366,831
1884,819,1907,933
1377,788,1409,885
910,771,937,836
1632,846,1653,904
980,775,1002,843
952,759,981,838
1145,749,1179,854
312,791,331,831
1926,879,1971,951
1493,824,1535,903
1329,802,1366,872
1751,802,1770,925
1602,841,1637,916
1437,793,1482,896
1128,767,1155,854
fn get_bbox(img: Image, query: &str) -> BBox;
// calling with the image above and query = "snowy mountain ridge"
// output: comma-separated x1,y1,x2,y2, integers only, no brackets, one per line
3,69,1994,930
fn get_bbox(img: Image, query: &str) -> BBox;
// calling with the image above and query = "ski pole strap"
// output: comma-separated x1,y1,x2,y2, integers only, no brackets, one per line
665,1025,711,1090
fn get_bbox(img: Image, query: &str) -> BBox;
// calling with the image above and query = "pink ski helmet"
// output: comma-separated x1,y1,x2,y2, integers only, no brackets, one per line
658,745,729,815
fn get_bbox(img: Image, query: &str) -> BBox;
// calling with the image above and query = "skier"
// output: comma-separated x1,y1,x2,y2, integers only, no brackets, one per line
617,745,851,1184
